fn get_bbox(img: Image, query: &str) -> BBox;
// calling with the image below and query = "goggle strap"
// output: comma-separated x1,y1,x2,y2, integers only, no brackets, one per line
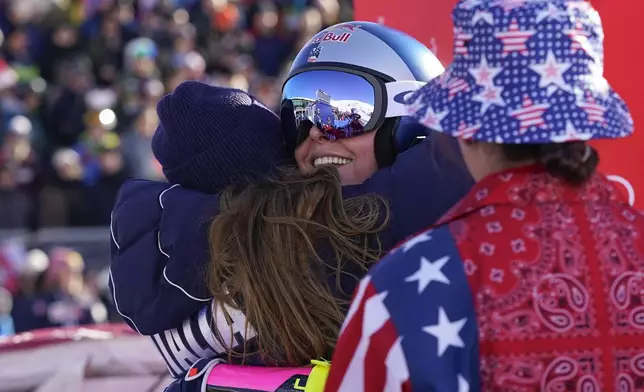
384,80,427,118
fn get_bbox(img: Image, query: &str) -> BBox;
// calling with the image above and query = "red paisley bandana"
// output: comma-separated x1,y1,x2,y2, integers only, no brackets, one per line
439,165,644,391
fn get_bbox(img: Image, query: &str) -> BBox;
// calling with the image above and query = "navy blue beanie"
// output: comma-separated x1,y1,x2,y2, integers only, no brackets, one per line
152,81,290,194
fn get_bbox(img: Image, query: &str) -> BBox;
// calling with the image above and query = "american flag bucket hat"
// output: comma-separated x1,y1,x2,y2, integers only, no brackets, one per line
405,0,634,144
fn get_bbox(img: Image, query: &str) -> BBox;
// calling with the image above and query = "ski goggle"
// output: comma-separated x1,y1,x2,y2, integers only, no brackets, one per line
280,68,426,149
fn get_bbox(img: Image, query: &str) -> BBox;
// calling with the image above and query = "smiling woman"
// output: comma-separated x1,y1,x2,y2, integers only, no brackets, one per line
295,126,378,185
285,70,381,184
280,21,445,181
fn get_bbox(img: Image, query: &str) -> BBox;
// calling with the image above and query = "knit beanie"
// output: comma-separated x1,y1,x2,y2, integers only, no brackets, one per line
151,81,290,194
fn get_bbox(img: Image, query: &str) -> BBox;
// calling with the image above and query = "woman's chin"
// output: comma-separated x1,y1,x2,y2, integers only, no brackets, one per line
337,163,368,186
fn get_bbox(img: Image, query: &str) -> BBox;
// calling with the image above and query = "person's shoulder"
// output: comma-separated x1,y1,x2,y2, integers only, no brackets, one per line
111,180,168,243
357,223,479,380
113,180,219,228
367,225,462,290
114,179,174,210
156,184,220,239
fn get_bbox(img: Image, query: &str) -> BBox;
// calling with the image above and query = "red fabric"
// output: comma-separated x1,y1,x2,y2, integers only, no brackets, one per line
328,165,644,391
438,166,644,389
587,0,644,209
325,281,410,392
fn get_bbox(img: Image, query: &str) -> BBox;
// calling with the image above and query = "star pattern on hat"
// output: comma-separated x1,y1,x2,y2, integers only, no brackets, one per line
473,84,506,114
535,2,568,24
447,77,471,100
509,95,549,134
403,0,634,145
579,91,607,124
495,18,535,56
550,121,594,142
438,69,453,88
565,21,591,53
453,121,482,139
454,28,473,57
472,10,494,25
420,107,449,131
568,0,593,12
469,56,503,88
460,0,482,10
406,93,425,116
493,0,526,12
529,50,573,92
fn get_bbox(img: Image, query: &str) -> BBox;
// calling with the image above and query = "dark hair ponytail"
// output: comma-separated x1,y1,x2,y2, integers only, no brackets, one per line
501,141,599,186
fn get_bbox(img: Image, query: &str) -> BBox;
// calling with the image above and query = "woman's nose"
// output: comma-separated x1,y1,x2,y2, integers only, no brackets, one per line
309,126,329,143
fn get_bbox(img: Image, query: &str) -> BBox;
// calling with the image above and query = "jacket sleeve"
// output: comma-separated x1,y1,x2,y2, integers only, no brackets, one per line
109,180,218,335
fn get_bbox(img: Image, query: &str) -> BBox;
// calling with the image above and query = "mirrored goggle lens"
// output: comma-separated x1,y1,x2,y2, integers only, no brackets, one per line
281,70,377,142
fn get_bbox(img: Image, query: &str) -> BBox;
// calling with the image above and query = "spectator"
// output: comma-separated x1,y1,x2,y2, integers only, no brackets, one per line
0,115,41,229
86,133,130,225
0,0,351,231
11,247,106,333
0,287,14,336
121,104,164,180
0,0,352,334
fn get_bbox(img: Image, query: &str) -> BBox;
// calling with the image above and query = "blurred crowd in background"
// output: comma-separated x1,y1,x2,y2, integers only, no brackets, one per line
0,0,353,335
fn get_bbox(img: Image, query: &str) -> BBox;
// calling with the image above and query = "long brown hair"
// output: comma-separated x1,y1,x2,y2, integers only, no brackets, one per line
207,165,390,365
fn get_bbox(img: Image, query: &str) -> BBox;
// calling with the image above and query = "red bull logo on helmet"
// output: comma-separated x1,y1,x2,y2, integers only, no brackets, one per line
312,31,352,44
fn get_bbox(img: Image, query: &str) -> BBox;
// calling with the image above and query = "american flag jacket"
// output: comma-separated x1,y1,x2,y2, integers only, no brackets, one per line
326,166,644,391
